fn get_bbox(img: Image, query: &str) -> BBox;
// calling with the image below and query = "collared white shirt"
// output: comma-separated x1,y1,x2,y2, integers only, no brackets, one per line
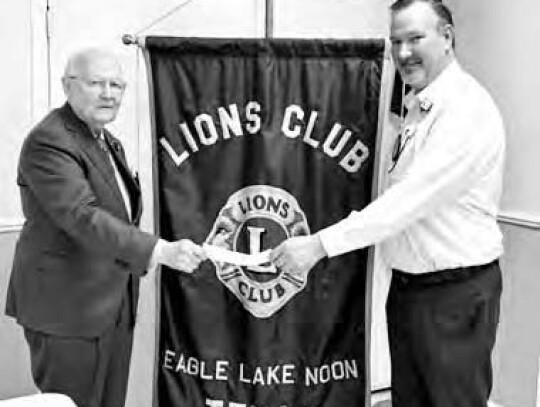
317,61,505,273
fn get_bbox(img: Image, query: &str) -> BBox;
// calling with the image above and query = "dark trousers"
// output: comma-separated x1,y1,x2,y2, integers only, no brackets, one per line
23,292,135,407
386,260,502,407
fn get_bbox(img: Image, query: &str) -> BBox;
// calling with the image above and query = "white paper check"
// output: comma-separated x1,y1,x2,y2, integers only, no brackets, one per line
203,243,271,267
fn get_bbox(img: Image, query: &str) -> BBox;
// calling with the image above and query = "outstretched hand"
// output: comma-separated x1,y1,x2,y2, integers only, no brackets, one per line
159,239,207,273
270,235,327,276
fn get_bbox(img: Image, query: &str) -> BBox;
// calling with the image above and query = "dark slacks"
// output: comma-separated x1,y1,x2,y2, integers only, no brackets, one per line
23,291,135,407
386,260,502,407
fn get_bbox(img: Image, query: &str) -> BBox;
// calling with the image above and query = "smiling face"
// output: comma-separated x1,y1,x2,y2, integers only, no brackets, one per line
390,1,454,92
62,49,126,131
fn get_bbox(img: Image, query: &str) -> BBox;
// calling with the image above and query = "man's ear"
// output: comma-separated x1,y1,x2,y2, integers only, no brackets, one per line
61,77,70,97
442,23,455,51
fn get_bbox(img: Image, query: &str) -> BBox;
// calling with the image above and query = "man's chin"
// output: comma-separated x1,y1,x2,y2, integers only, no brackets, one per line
401,73,426,92
93,114,117,126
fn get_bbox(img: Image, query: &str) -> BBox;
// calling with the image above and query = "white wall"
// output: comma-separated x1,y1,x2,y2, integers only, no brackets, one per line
445,1,540,406
274,0,390,38
0,1,37,399
447,0,540,222
0,1,33,226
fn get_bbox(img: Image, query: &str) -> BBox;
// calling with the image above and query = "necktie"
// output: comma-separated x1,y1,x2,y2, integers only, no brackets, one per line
96,135,110,155
389,107,410,173
95,134,116,177
95,132,133,220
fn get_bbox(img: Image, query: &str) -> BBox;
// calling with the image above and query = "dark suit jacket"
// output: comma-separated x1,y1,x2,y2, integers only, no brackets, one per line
6,103,158,337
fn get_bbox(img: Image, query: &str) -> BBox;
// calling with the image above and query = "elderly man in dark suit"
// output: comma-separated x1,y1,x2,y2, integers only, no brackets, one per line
6,48,205,407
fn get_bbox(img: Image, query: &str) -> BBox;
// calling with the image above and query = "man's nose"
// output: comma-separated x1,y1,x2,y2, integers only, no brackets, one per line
100,82,113,98
396,43,413,60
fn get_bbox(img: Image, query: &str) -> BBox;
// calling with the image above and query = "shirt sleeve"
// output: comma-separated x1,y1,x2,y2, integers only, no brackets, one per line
317,104,503,257
147,238,169,271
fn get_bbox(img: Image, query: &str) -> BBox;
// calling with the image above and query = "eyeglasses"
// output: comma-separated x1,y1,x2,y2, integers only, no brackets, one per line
67,76,126,94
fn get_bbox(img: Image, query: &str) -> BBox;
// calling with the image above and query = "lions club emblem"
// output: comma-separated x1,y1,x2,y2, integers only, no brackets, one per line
205,185,310,318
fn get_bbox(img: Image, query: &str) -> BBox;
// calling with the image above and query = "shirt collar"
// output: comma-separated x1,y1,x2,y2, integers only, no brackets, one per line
92,129,105,140
404,60,461,114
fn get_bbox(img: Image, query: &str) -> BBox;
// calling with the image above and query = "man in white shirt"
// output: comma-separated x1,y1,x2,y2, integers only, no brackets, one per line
270,1,505,405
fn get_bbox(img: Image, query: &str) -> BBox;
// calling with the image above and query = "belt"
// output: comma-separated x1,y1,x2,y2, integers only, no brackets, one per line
392,259,499,287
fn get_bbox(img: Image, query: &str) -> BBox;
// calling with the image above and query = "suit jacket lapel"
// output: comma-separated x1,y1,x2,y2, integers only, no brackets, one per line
60,104,128,215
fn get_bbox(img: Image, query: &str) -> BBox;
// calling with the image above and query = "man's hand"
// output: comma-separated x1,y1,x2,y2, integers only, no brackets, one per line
270,235,327,276
157,239,207,273
208,230,231,248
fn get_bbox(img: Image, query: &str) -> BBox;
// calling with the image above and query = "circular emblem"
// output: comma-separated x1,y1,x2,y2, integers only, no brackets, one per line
205,185,310,318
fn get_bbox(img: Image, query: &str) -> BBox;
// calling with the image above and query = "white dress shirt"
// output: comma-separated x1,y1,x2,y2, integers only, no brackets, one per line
317,61,505,273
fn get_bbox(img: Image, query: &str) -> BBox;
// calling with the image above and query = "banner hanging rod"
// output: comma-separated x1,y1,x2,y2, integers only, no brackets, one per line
122,34,145,47
265,0,274,39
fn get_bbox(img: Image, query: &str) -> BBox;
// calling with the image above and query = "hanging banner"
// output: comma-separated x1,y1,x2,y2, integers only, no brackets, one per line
145,37,385,407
